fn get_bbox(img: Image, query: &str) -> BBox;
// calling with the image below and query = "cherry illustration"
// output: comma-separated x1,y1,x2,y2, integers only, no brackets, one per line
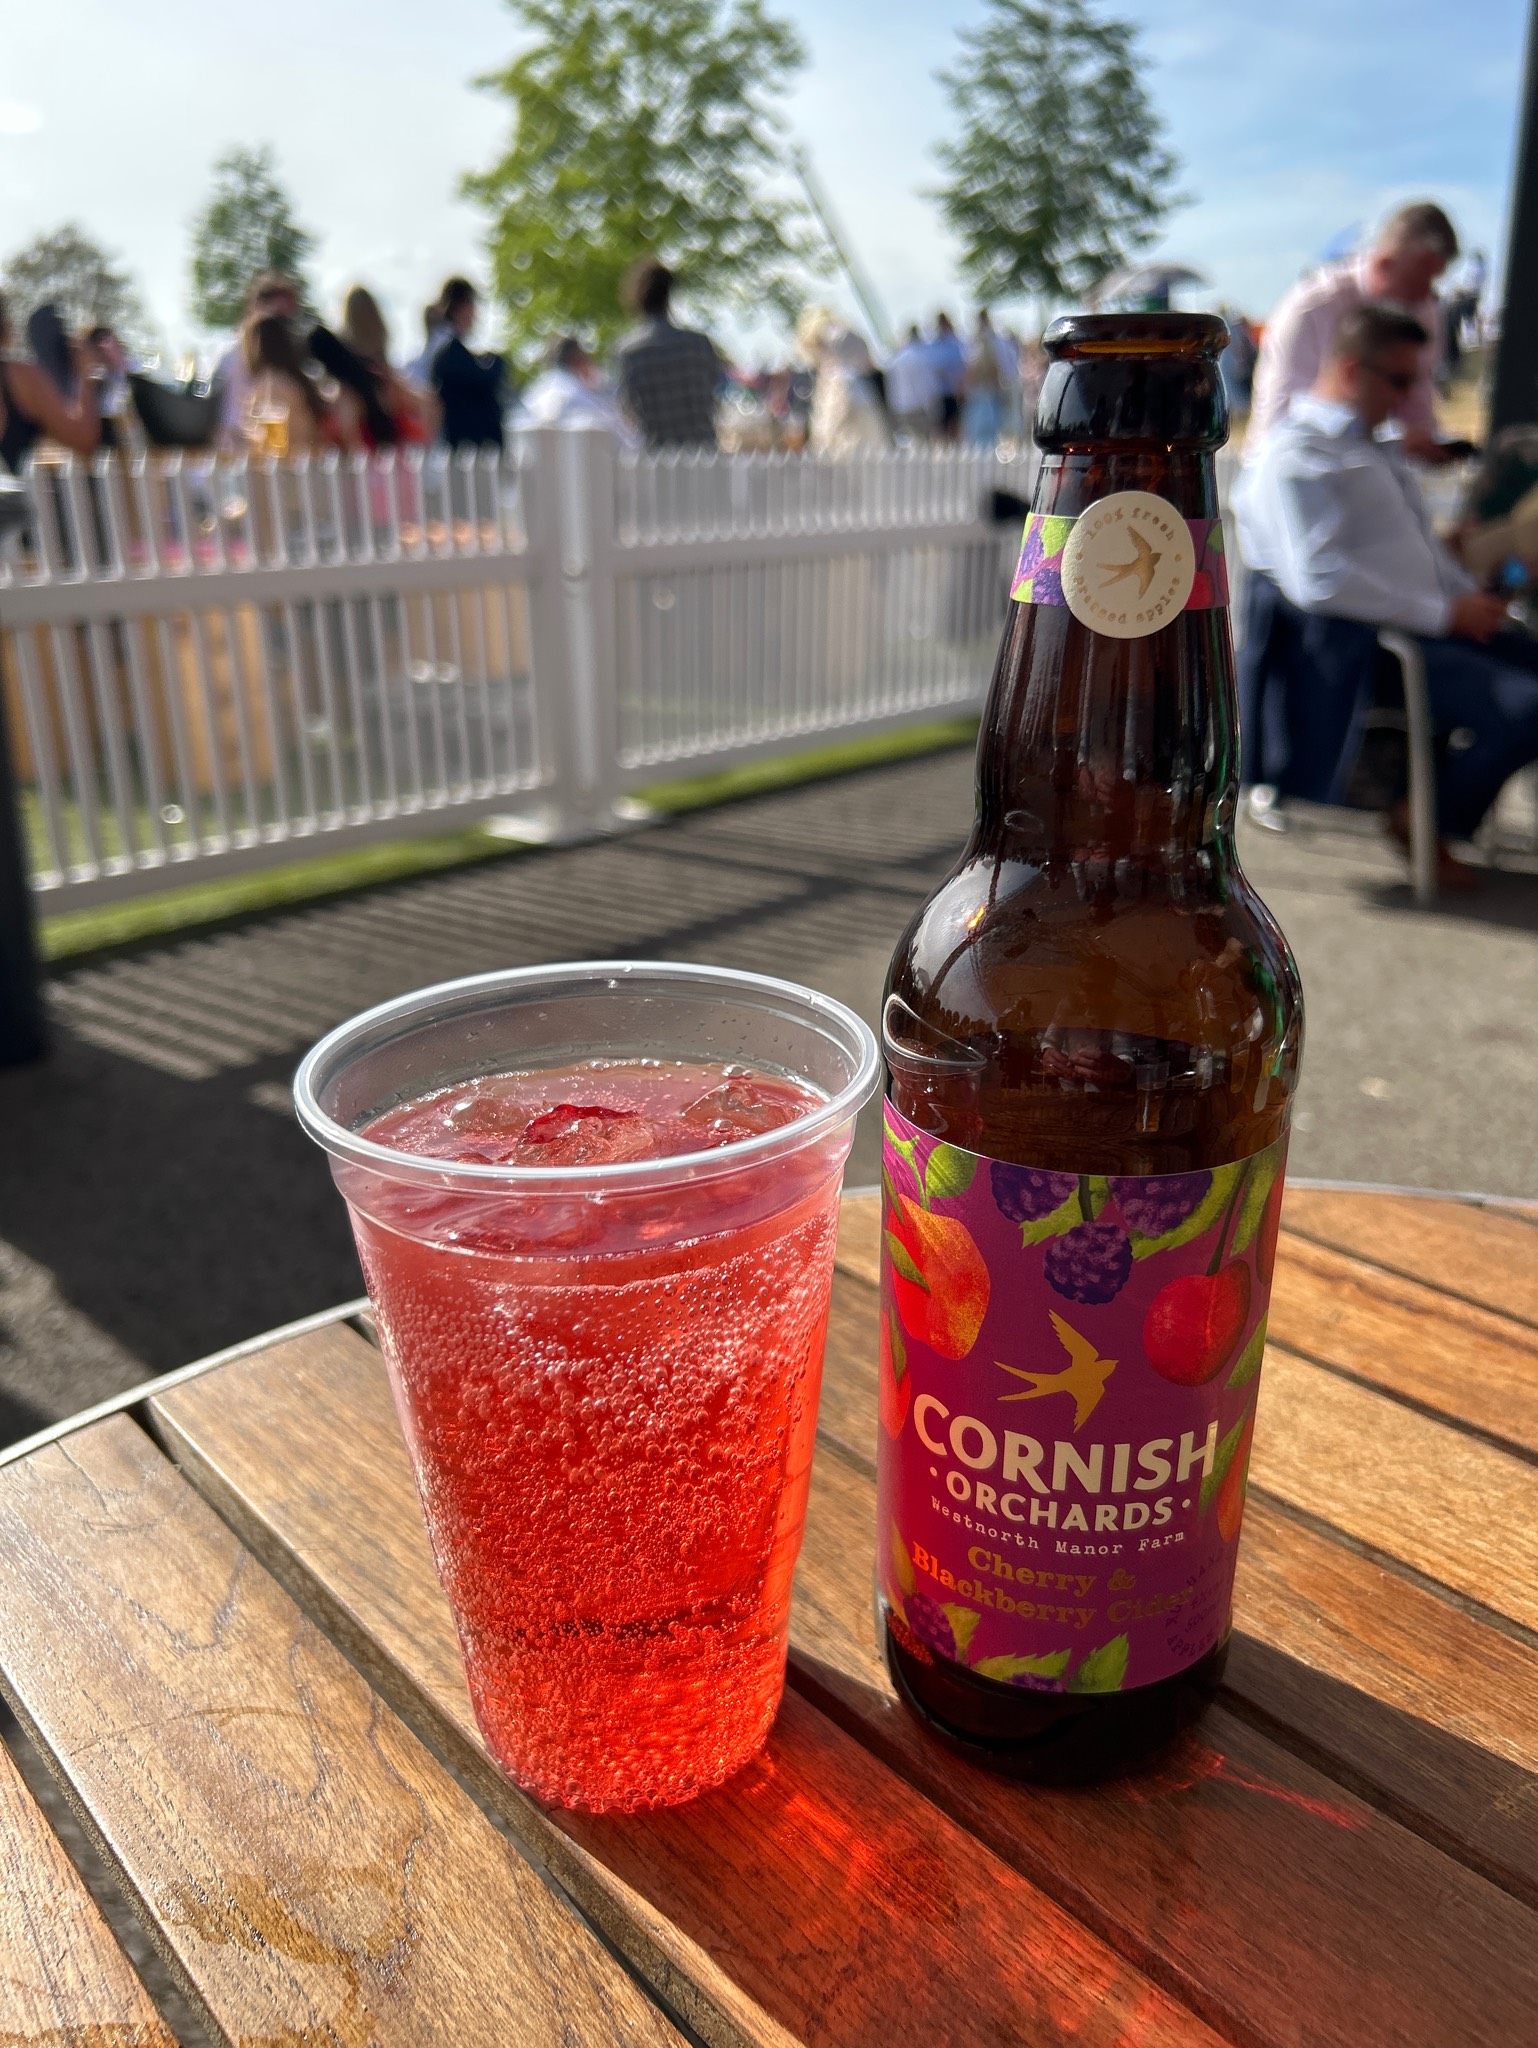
1143,1263,1253,1385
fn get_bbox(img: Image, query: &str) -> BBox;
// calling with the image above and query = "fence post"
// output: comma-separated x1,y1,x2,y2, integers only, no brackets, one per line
0,678,45,1064
520,425,625,841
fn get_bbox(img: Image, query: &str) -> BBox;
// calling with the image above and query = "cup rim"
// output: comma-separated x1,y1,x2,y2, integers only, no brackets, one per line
292,959,881,1193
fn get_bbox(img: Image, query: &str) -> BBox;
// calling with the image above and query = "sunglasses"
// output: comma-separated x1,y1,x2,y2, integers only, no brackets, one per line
1364,362,1416,394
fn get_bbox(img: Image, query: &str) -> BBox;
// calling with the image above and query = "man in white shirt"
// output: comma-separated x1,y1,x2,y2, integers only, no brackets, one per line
884,325,939,440
518,336,636,444
1235,303,1538,879
1249,203,1457,460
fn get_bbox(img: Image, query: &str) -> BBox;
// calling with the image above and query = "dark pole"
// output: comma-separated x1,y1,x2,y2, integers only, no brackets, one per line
0,667,45,1065
1491,0,1538,435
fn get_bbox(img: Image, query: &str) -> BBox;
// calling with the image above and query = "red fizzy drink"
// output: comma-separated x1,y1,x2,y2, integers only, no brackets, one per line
350,1059,841,1810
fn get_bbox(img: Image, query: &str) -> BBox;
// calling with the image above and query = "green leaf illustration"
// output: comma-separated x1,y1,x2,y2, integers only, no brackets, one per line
885,1233,930,1290
1232,1145,1284,1255
888,1309,908,1384
1226,1316,1267,1390
889,1520,916,1598
882,1107,917,1158
924,1142,977,1204
880,1162,901,1211
1200,1405,1254,1515
1128,1164,1239,1260
1084,1175,1111,1220
942,1605,983,1659
974,1649,1072,1683
1067,1634,1130,1693
1019,1191,1081,1248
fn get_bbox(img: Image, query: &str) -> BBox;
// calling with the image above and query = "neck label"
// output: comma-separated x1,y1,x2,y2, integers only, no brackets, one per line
1012,490,1229,636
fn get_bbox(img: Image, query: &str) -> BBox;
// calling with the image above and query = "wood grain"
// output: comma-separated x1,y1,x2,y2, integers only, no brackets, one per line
0,1729,178,2048
1250,1346,1538,1634
1264,1232,1538,1453
0,1415,683,2048
152,1327,1222,2048
790,1309,1538,2048
1281,1188,1538,1325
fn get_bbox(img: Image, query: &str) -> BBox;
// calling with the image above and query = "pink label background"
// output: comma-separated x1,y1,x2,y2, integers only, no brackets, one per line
877,1108,1288,1695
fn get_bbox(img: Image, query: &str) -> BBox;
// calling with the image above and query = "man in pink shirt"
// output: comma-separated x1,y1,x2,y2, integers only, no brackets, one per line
1249,202,1459,461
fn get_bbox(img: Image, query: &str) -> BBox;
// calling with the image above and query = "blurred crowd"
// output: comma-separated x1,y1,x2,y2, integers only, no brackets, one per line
0,250,1063,473
0,216,1500,487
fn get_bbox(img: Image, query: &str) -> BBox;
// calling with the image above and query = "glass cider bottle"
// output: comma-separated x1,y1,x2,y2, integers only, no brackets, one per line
877,314,1303,1781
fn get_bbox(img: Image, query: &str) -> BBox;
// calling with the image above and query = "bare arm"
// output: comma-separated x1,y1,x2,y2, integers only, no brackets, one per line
4,356,99,456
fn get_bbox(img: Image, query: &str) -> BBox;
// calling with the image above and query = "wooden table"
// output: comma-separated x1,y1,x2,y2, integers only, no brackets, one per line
2,1183,1535,2048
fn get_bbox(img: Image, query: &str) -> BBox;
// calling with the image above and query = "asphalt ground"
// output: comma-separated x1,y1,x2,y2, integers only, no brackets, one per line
2,742,1534,1447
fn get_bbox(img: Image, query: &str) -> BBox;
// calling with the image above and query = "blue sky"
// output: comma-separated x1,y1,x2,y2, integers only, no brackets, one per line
0,0,1527,359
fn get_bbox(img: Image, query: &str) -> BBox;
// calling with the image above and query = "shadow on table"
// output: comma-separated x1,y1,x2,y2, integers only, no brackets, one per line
0,1032,361,1446
1221,1634,1537,1907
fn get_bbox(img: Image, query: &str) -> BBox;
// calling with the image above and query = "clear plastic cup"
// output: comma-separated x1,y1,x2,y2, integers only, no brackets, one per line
294,961,879,1811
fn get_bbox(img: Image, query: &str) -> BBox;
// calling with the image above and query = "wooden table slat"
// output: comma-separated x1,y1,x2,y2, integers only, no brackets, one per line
151,1327,1226,2048
1252,1346,1538,1635
0,1416,684,2048
1266,1230,1538,1453
1225,1500,1538,1904
1279,1188,1538,1326
0,1728,179,2048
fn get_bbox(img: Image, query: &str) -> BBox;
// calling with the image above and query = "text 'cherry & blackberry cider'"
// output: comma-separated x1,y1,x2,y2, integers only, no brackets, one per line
877,313,1303,1782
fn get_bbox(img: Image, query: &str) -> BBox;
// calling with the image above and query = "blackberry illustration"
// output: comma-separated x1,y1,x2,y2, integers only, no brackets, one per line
1028,560,1065,607
1109,1171,1212,1238
905,1593,957,1660
991,1162,1077,1223
1044,1221,1133,1304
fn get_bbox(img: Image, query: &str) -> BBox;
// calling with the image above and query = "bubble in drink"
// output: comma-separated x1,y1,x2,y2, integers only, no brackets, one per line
353,1058,839,1811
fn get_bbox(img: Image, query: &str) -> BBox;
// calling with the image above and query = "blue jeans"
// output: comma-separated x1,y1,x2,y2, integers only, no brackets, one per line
1420,631,1538,837
1237,573,1538,836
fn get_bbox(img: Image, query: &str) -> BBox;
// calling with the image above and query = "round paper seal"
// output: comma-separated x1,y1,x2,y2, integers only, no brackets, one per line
1060,491,1197,639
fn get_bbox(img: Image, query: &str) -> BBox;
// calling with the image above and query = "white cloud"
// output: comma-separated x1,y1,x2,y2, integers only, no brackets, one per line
0,99,42,135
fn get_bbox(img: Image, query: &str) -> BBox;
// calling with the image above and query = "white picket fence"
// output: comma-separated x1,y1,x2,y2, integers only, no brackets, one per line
0,431,1032,908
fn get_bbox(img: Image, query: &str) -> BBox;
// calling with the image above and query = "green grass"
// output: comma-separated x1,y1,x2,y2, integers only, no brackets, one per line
33,717,978,963
636,717,978,815
35,829,516,961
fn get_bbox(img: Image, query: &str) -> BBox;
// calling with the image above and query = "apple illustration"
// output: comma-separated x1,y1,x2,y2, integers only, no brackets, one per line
1143,1263,1252,1385
886,1194,991,1359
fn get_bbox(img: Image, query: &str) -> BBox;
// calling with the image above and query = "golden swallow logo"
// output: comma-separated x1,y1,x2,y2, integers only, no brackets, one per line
997,1313,1117,1429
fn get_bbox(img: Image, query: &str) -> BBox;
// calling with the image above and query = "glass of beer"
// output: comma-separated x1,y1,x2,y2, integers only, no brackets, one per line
247,400,289,460
295,962,879,1811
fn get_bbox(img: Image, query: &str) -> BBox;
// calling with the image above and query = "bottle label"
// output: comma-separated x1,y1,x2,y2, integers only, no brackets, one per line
1012,490,1229,637
878,1102,1287,1696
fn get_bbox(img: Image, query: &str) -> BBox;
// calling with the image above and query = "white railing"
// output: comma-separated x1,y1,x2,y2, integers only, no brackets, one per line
1,431,1030,907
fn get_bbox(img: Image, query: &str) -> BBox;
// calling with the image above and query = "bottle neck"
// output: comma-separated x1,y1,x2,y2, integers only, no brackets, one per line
976,448,1238,873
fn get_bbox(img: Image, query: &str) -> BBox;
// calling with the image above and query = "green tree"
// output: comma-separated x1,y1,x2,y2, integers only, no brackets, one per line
465,0,819,362
1,224,151,344
189,145,316,329
934,0,1181,308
